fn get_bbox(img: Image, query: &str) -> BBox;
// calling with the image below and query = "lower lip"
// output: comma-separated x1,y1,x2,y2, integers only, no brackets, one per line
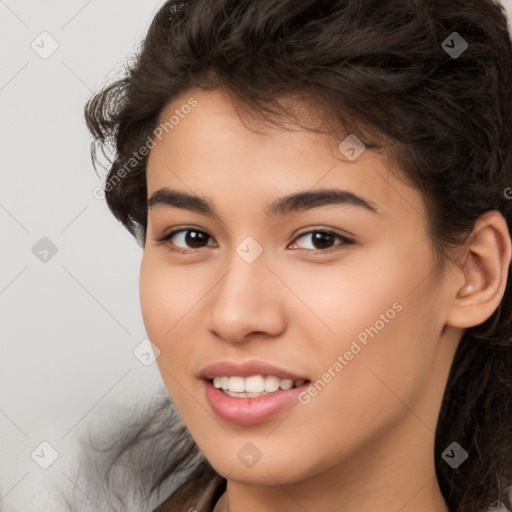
203,379,309,425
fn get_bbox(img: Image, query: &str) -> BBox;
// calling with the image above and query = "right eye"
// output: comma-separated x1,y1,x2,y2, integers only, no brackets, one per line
156,228,217,253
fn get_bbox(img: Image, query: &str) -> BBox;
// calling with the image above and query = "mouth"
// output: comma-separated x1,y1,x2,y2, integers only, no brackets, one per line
199,361,311,425
199,360,311,425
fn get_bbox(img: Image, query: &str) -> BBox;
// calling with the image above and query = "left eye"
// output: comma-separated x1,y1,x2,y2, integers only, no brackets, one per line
290,230,353,252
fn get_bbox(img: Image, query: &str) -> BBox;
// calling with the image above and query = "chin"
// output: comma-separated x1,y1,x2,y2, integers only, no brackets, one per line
200,444,318,486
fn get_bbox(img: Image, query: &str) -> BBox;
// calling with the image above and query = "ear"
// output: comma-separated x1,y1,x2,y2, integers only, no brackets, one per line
446,211,512,329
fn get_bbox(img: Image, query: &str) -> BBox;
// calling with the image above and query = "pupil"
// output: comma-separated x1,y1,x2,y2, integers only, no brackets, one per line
313,232,334,249
186,230,207,248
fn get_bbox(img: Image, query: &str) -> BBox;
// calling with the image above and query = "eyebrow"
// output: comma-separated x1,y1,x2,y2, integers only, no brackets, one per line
147,187,381,218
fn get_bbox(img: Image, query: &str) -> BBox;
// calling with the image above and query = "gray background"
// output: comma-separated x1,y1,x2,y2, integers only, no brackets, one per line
1,1,511,511
1,2,168,510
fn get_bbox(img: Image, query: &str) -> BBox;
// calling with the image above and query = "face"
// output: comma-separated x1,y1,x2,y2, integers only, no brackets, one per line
140,89,458,485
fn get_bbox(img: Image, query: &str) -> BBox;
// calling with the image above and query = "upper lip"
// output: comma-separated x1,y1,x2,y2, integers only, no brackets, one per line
199,360,309,381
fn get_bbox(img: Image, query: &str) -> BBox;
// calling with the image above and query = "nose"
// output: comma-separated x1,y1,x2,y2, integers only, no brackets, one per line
208,250,287,344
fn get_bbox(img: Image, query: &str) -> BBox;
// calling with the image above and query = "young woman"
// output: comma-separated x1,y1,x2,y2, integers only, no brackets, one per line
80,0,512,511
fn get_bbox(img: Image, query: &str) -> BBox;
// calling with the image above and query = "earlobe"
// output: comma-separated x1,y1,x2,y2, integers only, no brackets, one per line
447,211,512,329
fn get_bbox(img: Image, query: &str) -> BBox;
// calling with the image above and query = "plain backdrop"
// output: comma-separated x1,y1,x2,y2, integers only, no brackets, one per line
1,1,512,511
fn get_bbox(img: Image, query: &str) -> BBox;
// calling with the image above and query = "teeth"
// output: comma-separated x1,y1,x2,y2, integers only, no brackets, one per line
264,375,280,392
229,376,245,392
280,379,293,390
224,390,271,398
211,374,306,395
245,375,265,393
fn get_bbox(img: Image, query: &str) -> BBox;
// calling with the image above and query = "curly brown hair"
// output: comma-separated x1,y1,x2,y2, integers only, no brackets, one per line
83,1,512,511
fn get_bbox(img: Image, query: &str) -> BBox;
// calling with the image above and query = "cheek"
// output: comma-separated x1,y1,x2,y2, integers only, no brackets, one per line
139,252,204,340
281,247,409,344
139,253,193,376
292,242,443,405
139,254,168,340
139,252,211,400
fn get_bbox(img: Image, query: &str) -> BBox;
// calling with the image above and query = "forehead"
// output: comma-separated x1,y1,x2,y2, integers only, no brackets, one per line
146,89,427,226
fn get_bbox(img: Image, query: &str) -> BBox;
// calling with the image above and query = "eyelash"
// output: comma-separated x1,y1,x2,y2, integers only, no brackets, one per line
154,227,354,255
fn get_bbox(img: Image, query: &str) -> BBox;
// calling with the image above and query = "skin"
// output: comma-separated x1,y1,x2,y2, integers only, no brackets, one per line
139,88,511,512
